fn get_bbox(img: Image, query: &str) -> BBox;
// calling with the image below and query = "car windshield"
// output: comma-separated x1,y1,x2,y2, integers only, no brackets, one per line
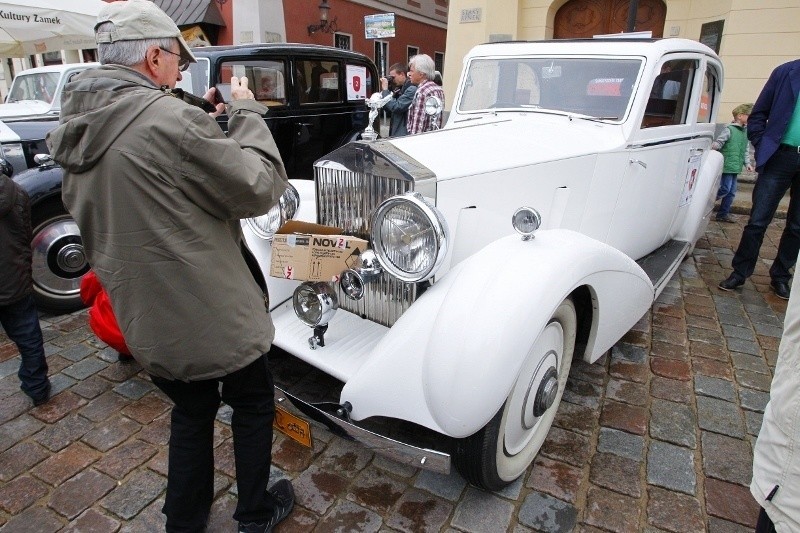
7,72,60,104
458,57,642,120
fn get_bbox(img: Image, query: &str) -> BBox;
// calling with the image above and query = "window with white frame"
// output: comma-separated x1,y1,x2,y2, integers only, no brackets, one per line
374,40,388,76
434,52,444,75
334,33,352,51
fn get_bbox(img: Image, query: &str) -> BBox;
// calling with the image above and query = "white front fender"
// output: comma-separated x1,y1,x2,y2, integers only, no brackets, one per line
343,229,654,437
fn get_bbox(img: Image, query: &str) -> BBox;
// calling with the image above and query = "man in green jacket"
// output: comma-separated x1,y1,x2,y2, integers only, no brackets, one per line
47,1,293,531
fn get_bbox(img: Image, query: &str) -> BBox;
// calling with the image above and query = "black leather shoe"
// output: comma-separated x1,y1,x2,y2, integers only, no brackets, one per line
238,479,294,533
32,382,51,406
718,274,745,291
771,280,790,300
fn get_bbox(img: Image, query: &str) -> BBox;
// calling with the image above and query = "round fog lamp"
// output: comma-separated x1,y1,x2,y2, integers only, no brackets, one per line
292,282,338,327
340,270,365,300
512,207,542,240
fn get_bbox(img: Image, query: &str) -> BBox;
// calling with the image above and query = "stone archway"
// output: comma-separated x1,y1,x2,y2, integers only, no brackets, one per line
554,0,666,39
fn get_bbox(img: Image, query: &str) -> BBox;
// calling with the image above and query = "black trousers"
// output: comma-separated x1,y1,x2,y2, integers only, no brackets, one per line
731,148,800,283
756,507,776,533
0,294,49,400
151,354,278,532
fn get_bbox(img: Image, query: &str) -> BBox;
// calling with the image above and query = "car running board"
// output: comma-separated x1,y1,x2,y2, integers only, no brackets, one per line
636,239,691,299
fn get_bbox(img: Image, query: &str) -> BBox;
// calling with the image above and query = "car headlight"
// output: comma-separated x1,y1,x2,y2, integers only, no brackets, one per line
370,192,449,282
244,182,300,240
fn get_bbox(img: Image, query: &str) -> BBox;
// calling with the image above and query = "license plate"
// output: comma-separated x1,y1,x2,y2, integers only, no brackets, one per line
273,406,312,448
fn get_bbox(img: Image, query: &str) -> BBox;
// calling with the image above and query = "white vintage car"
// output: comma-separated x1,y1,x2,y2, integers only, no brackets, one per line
1,63,99,120
243,37,724,490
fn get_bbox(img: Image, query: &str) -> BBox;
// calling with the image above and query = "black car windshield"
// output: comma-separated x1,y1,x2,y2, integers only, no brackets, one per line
459,57,642,121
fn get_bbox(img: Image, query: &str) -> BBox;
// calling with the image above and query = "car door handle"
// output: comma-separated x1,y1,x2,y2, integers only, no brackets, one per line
297,122,313,127
629,159,647,169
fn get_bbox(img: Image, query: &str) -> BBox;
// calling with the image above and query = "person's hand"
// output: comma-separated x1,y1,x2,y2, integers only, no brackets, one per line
230,76,254,101
746,164,755,172
202,87,225,117
380,77,389,91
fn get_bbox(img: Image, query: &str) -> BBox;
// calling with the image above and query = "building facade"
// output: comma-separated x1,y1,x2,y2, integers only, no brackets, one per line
443,0,800,114
231,0,448,77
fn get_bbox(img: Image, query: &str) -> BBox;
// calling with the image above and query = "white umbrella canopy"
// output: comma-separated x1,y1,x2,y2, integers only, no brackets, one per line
0,0,107,57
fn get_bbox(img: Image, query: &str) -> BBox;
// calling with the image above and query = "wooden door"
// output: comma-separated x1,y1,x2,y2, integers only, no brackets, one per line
554,0,666,39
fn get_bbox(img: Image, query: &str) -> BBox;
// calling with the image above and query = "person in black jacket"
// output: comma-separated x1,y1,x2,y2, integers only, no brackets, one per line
0,173,50,405
719,59,800,300
380,62,417,137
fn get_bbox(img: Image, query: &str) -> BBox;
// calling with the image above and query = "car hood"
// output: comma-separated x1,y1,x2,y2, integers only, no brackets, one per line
0,101,54,119
385,113,626,180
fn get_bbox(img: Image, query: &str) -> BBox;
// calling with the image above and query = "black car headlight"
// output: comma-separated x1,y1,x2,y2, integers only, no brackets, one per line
244,183,300,240
370,192,449,282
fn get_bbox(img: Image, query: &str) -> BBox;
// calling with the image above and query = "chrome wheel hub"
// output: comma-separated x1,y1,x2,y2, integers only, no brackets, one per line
532,368,559,417
31,218,88,296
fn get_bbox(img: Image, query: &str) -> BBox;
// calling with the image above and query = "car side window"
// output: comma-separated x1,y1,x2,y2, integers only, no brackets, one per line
696,66,718,124
176,58,210,97
218,60,288,107
642,59,698,128
297,60,340,104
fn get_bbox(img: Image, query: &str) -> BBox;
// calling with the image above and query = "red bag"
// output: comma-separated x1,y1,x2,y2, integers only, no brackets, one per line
80,271,130,355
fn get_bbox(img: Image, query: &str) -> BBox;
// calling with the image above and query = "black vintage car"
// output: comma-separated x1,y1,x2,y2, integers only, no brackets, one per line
11,44,379,313
180,43,378,179
0,117,57,177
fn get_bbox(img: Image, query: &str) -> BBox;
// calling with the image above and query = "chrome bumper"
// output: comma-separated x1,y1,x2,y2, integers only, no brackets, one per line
274,386,451,475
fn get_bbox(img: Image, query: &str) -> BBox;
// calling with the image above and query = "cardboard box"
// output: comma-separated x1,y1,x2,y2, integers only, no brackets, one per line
269,221,369,282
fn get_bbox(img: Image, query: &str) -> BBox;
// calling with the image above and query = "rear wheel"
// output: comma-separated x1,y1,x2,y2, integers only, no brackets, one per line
453,298,577,490
30,201,88,313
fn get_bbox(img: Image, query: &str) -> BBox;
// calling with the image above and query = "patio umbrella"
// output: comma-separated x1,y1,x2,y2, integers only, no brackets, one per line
0,0,106,57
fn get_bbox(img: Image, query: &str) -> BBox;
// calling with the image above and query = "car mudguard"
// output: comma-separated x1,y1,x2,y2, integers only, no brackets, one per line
342,229,654,438
12,164,64,207
676,149,723,246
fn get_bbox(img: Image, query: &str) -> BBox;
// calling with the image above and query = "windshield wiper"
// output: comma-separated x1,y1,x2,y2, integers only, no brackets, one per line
567,113,620,123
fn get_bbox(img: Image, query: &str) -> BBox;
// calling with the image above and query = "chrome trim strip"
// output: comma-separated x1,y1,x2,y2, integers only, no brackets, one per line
627,133,713,149
274,386,451,474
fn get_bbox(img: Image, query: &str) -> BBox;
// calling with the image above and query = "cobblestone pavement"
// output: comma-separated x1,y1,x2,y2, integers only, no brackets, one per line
0,214,787,532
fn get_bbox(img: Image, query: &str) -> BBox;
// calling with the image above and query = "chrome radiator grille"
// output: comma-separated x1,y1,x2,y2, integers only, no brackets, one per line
315,165,416,327
316,166,412,240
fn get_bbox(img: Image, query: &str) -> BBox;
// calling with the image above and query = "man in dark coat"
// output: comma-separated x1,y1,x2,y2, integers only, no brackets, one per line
380,62,416,137
0,173,50,405
719,59,800,300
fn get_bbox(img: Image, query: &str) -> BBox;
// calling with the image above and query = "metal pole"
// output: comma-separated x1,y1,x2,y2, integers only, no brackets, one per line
626,0,640,33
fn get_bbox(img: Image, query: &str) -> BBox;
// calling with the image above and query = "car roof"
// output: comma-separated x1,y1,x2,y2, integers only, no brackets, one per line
190,43,374,64
466,38,720,62
14,62,100,75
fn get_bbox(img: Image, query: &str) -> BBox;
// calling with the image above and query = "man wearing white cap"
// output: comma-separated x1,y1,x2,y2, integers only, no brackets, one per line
46,1,294,532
